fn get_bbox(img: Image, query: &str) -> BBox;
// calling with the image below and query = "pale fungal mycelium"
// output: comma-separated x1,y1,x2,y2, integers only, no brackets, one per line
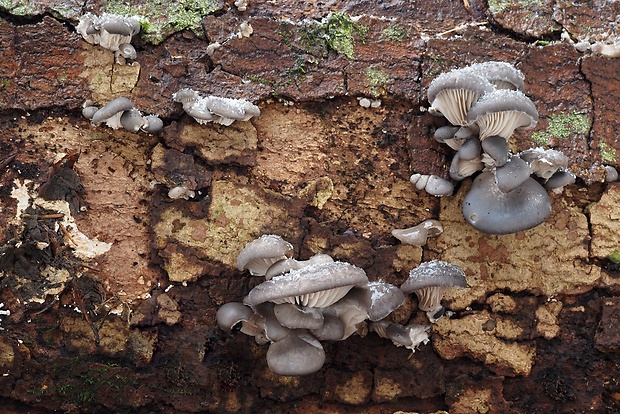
83,98,163,134
173,89,261,126
76,13,141,65
216,234,455,376
417,61,576,234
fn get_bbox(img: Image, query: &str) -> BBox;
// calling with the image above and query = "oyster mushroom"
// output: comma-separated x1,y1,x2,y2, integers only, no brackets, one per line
273,303,324,330
466,89,538,140
266,332,326,376
427,68,495,126
481,135,510,167
494,156,532,193
462,171,552,234
519,148,568,180
236,234,294,277
244,261,368,308
467,61,525,91
369,320,431,351
366,281,406,322
321,287,371,339
216,302,254,331
392,219,443,247
410,174,454,196
264,253,334,280
400,260,467,323
91,97,134,129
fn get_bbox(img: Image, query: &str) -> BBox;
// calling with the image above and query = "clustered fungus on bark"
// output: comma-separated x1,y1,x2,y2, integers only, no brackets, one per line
217,234,467,376
173,89,261,126
82,97,163,134
420,61,577,234
76,13,141,65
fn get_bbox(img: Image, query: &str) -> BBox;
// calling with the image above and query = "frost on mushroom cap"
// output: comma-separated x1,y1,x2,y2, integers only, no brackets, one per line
236,234,294,276
243,261,369,308
174,89,261,126
427,68,495,126
216,302,254,331
466,89,538,140
366,281,406,321
519,148,569,180
392,219,443,246
266,332,326,376
467,61,525,91
91,97,133,124
462,171,552,234
265,253,334,280
400,260,467,317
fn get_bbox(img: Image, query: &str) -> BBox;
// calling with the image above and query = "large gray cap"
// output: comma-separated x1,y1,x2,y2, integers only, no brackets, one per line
91,97,133,124
462,171,551,234
428,68,495,126
494,156,532,193
244,261,368,308
236,234,294,276
266,332,325,376
467,61,525,91
467,89,538,140
401,260,467,293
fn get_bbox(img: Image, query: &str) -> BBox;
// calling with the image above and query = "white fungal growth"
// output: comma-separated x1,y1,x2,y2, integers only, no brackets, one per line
168,186,195,200
173,89,260,126
410,174,454,196
76,13,141,64
234,0,249,11
239,22,253,38
592,41,620,58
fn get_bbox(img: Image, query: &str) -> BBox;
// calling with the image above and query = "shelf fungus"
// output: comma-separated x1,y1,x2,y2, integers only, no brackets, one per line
173,89,260,126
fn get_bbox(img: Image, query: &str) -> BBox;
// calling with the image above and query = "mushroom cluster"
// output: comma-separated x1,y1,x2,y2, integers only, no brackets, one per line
422,61,575,234
173,88,261,126
82,97,163,134
76,13,141,65
217,235,467,376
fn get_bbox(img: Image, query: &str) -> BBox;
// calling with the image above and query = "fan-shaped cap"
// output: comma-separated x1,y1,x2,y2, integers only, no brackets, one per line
244,261,368,308
266,332,326,376
467,89,538,140
401,260,467,293
544,169,576,191
322,287,371,339
467,61,525,91
462,171,551,234
99,14,140,36
519,148,569,180
265,253,334,280
428,68,495,126
449,153,484,181
236,234,294,276
458,138,482,161
392,219,443,247
120,108,146,132
310,313,345,341
366,281,406,321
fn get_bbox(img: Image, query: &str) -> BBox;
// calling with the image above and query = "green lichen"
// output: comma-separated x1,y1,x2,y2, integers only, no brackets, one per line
488,0,542,14
365,66,391,97
608,251,620,264
599,141,619,163
298,12,367,60
104,0,221,44
381,24,409,42
530,112,590,145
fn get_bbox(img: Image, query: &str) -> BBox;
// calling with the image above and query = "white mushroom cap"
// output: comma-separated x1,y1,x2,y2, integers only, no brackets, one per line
264,253,334,280
236,234,294,276
266,332,326,376
466,89,538,140
244,261,369,308
392,219,443,246
410,174,454,197
467,61,525,91
428,68,495,126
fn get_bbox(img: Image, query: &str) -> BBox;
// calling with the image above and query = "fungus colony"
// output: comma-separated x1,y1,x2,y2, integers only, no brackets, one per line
173,89,261,126
76,13,141,65
216,234,467,376
82,97,163,134
421,61,577,234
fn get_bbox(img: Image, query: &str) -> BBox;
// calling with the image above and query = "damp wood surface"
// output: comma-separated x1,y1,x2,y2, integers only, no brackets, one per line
1,0,620,413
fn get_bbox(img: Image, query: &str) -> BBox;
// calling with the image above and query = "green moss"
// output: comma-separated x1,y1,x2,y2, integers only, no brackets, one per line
365,66,391,97
599,141,619,163
297,12,366,60
381,25,409,42
608,251,620,264
104,0,221,44
530,112,590,145
0,0,36,15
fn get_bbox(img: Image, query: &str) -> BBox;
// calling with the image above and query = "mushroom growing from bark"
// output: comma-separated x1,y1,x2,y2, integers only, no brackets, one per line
401,260,467,323
216,302,254,331
173,89,260,126
369,320,431,351
91,97,134,129
392,219,443,246
236,234,294,277
266,332,326,376
467,61,525,91
264,253,334,280
366,281,406,322
410,174,454,196
76,13,140,64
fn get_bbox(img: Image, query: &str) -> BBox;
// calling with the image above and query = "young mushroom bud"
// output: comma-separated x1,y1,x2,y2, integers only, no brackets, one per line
544,169,576,192
401,260,467,323
266,332,326,376
120,108,146,132
265,253,334,280
481,135,510,167
494,156,532,193
392,219,443,247
236,234,294,277
91,97,134,128
142,115,164,133
604,165,619,182
410,174,454,197
216,302,254,331
449,154,484,181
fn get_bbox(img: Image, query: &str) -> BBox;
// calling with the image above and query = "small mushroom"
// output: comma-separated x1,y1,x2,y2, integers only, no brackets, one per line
236,234,294,276
433,125,464,150
273,303,324,330
310,313,345,341
449,153,484,181
410,174,454,197
481,135,510,167
265,253,334,280
82,104,99,120
427,68,495,126
457,138,482,161
321,287,371,339
462,171,552,234
120,108,146,132
392,219,443,246
370,320,431,351
604,165,618,182
240,302,291,344
91,97,134,128
244,261,368,308
467,61,525,91
519,148,568,180
466,89,538,140
494,156,532,193
216,302,253,331
544,169,576,192
366,281,406,322
400,260,467,322
142,115,164,133
266,332,326,376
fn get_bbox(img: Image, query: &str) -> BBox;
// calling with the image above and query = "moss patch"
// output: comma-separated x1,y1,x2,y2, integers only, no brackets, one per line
298,12,367,60
104,0,221,44
599,141,619,163
530,112,590,145
608,251,620,264
381,24,409,42
365,66,391,97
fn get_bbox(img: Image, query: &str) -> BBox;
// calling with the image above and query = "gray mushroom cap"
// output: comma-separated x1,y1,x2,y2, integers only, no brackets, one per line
410,174,455,197
544,169,576,191
310,313,345,341
264,253,334,280
100,14,140,36
241,302,292,344
481,135,510,167
321,287,371,339
366,281,406,321
462,171,552,234
120,108,146,132
428,68,495,126
266,332,326,376
273,303,324,330
118,43,137,59
466,89,538,140
519,148,568,180
449,153,484,181
467,61,525,91
605,165,619,182
216,302,254,331
91,97,133,124
494,156,532,193
236,234,294,276
458,138,482,161
244,261,369,308
392,219,443,246
142,115,164,133
82,105,99,120
173,89,201,106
